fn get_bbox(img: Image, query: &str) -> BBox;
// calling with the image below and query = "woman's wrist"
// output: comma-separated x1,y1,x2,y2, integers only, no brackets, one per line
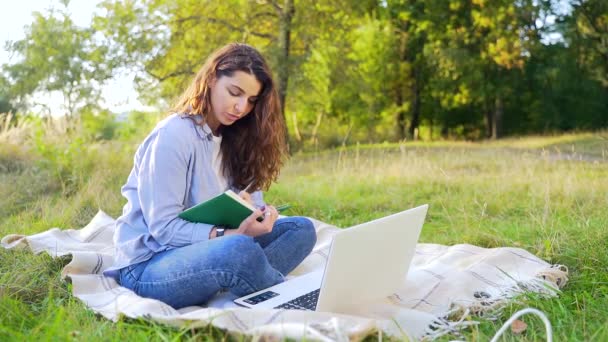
209,226,242,239
209,226,222,239
224,229,241,237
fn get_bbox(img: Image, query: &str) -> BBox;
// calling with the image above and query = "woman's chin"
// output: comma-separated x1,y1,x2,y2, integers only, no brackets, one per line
224,116,242,125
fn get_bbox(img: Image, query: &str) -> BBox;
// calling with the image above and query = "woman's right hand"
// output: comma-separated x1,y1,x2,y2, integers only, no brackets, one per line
236,206,278,237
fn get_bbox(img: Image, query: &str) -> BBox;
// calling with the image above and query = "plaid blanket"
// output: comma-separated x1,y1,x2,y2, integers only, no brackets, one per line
2,211,567,340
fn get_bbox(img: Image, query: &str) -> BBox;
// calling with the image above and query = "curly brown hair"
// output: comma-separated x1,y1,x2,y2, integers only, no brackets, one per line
172,43,287,191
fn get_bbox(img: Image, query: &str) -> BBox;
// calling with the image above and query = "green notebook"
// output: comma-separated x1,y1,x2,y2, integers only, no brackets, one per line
178,190,291,228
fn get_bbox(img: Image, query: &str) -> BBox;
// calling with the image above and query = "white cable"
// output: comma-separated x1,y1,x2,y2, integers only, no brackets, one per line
489,308,553,342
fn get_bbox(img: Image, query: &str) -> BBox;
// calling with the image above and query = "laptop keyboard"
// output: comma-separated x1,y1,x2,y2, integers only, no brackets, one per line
274,289,320,310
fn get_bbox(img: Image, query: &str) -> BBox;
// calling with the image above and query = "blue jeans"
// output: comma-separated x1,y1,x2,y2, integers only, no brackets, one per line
118,217,316,309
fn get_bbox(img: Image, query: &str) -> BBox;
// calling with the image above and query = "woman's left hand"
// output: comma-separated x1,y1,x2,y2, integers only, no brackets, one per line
236,205,278,237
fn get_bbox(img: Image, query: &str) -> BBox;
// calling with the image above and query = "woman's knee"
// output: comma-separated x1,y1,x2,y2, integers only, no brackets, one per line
290,217,317,250
218,234,267,268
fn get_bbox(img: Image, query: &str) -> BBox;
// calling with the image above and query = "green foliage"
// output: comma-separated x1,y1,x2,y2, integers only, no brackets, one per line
567,0,608,87
22,110,160,195
0,75,14,114
87,0,608,147
1,0,608,149
80,109,120,141
2,3,114,116
507,43,608,134
348,17,400,125
114,111,164,141
94,0,274,105
32,127,91,194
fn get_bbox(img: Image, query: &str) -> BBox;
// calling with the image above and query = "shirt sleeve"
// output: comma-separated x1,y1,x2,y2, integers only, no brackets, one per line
137,126,213,247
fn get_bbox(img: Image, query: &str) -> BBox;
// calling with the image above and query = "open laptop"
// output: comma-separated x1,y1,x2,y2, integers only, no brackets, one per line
233,204,428,314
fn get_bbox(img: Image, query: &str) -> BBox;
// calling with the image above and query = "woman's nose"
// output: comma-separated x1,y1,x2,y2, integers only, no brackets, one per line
234,98,247,114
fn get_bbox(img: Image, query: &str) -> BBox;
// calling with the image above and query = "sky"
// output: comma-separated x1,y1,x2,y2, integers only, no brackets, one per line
0,0,146,115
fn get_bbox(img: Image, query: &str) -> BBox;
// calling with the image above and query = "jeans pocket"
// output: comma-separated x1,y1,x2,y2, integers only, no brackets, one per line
119,262,146,288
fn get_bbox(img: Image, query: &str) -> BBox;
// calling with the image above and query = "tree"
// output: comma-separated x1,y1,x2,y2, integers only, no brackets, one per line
94,0,373,144
82,0,608,142
567,0,608,87
346,16,400,139
2,4,113,117
381,0,430,140
95,0,291,131
420,0,547,139
0,75,14,114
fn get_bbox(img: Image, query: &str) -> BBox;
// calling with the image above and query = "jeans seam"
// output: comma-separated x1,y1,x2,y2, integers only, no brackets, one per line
123,264,144,283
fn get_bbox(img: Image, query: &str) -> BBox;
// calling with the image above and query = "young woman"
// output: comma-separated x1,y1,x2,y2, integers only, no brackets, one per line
103,43,317,309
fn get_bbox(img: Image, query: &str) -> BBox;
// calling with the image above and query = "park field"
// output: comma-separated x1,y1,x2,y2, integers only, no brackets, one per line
1,130,607,341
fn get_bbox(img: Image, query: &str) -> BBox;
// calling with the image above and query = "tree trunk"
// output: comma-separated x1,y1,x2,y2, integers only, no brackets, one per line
65,84,76,119
310,111,324,147
441,125,448,139
277,0,294,144
395,30,408,140
291,110,301,142
408,69,421,139
341,122,353,146
492,96,504,139
484,103,493,139
395,92,407,140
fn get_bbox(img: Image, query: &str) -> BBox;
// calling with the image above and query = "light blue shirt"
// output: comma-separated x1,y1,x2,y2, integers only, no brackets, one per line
104,113,265,280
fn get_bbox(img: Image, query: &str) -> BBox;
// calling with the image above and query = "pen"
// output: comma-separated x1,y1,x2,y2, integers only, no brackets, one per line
276,204,292,212
243,181,255,193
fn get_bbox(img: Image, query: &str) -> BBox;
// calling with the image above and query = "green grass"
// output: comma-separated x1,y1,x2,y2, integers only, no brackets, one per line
1,131,607,341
